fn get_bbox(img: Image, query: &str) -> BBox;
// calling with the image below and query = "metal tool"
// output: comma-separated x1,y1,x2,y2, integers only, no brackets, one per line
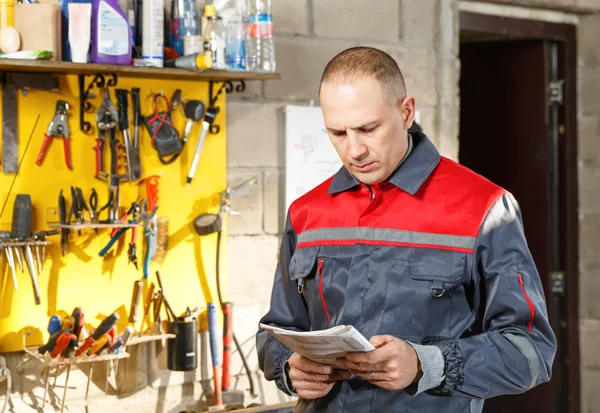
9,195,41,304
116,88,142,182
1,242,17,290
208,302,223,407
138,282,155,336
2,73,59,173
222,302,233,392
129,280,143,324
32,230,59,272
36,100,72,169
95,88,119,179
23,244,40,304
13,245,24,271
182,100,205,145
58,190,70,256
76,313,120,356
186,106,219,184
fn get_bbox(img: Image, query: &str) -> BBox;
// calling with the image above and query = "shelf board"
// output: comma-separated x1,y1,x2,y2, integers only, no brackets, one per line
0,59,280,82
126,333,176,346
47,222,140,230
24,346,130,367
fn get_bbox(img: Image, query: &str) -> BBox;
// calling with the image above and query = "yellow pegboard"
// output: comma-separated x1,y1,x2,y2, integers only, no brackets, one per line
0,74,228,352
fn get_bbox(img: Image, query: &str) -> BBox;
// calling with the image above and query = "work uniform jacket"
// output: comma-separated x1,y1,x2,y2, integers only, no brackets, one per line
257,132,556,413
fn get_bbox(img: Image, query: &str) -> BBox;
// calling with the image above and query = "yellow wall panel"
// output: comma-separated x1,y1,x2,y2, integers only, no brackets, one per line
0,74,227,352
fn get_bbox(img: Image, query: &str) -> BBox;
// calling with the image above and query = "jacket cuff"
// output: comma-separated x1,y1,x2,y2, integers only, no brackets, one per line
274,347,295,396
405,342,445,396
282,359,298,397
430,340,465,395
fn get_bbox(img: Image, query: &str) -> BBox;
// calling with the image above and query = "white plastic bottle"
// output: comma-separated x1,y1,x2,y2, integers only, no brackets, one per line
203,5,227,70
142,0,164,67
225,0,246,71
246,0,275,72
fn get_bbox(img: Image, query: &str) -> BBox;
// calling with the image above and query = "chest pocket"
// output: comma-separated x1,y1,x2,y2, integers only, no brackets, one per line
408,250,468,341
289,248,336,331
382,250,468,342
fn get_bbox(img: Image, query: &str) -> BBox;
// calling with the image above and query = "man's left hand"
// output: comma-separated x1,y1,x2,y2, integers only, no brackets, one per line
335,335,421,391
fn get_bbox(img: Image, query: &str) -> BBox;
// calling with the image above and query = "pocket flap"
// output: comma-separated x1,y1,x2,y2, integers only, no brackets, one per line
411,250,467,283
288,248,319,281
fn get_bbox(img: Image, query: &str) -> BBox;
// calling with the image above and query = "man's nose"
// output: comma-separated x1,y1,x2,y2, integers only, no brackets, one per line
347,132,368,160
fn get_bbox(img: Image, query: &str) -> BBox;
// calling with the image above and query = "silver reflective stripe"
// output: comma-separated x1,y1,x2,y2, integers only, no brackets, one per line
505,333,540,389
297,227,476,250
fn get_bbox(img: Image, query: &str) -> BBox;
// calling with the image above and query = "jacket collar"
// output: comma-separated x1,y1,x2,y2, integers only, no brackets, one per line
328,132,441,195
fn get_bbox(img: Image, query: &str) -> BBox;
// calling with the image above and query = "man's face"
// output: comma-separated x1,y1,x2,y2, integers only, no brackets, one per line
320,76,414,185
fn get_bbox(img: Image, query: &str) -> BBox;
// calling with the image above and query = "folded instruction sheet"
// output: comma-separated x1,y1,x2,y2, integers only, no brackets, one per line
259,323,375,364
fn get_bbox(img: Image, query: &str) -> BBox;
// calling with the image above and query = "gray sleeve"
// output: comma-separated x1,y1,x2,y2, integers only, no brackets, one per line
405,342,445,396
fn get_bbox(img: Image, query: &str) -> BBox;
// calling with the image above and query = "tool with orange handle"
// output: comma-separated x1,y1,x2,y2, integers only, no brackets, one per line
221,302,233,392
75,313,119,356
50,332,72,358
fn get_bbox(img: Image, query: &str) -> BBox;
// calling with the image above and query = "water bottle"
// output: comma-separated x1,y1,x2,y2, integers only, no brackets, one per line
225,0,246,71
203,5,227,69
246,0,275,72
171,0,201,56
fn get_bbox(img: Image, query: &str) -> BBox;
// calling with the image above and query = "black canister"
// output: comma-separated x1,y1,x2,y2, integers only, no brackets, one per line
167,316,198,371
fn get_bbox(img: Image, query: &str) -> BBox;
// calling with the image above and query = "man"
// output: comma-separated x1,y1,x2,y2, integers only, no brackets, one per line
256,47,556,412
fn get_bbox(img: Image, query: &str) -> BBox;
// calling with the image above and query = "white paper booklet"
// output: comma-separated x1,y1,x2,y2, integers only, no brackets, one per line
259,323,375,364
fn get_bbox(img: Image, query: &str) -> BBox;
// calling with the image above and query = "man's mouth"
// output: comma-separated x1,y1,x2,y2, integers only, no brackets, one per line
354,162,375,172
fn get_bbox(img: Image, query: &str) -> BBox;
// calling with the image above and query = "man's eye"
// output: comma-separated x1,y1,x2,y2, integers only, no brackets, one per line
362,126,377,134
332,131,346,137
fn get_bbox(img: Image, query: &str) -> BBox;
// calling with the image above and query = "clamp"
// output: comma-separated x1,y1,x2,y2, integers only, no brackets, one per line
36,100,72,169
95,89,119,179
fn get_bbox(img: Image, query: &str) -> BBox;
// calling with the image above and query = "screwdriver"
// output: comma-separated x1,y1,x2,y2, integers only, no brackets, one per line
76,313,119,356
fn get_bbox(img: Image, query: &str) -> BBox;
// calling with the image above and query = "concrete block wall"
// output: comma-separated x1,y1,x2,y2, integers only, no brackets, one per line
578,12,600,413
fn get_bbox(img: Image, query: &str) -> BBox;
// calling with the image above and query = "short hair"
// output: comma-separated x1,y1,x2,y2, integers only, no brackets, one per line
319,47,407,104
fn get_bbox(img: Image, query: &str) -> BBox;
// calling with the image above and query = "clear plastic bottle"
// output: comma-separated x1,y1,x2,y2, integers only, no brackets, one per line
171,0,201,56
225,0,246,71
246,0,275,72
203,5,227,69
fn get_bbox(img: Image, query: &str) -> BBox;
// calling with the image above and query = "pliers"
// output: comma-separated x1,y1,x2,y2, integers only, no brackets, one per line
95,89,119,179
37,100,72,169
58,190,70,256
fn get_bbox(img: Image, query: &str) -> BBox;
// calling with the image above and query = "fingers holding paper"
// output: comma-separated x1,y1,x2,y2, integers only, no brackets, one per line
288,353,351,399
335,335,422,391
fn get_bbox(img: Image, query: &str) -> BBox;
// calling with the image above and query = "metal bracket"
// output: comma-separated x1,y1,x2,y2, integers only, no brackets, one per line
549,80,564,105
2,73,59,173
550,271,565,296
78,73,118,134
208,80,246,135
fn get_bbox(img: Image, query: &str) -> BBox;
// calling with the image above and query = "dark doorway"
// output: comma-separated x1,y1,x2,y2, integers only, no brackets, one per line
459,12,578,413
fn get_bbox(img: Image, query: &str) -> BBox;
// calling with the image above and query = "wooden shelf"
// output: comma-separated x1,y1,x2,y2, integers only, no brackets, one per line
126,333,176,346
0,59,280,82
47,222,139,230
24,346,129,367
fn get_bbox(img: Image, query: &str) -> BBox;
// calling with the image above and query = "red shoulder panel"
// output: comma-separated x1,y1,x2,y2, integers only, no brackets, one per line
289,158,506,238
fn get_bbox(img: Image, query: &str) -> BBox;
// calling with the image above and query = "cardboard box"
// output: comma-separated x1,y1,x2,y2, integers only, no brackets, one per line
14,4,62,61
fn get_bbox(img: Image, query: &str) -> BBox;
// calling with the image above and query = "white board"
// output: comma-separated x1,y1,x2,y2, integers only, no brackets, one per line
284,105,343,213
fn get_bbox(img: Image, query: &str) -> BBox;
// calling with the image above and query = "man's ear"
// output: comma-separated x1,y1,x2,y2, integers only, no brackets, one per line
399,96,416,130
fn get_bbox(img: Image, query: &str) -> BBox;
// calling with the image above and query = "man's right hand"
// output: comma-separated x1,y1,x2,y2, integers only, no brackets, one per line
287,353,351,399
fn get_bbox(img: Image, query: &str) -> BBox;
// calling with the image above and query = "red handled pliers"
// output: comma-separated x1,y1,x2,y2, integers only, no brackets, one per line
37,100,72,170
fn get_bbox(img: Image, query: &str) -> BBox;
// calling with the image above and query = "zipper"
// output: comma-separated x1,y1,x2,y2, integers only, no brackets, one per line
518,273,536,333
317,258,331,326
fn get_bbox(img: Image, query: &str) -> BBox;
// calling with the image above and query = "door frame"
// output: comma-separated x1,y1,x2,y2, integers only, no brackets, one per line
459,12,579,413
